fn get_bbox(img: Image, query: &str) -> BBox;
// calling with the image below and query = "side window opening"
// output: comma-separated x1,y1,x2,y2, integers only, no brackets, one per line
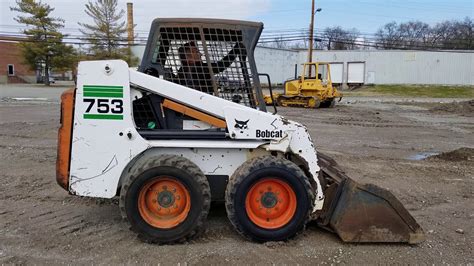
131,88,225,134
318,64,329,83
304,64,317,79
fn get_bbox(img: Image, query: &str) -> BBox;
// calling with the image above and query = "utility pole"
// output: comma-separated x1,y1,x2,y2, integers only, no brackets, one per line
307,0,315,65
307,0,322,77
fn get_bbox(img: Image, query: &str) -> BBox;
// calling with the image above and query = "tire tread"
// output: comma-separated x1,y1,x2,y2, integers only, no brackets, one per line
119,154,211,244
225,156,315,241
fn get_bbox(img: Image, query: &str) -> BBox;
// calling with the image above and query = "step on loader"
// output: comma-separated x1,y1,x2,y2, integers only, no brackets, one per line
56,18,424,244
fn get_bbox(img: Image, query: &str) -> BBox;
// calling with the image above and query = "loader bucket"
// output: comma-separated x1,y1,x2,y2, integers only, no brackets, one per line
317,153,425,244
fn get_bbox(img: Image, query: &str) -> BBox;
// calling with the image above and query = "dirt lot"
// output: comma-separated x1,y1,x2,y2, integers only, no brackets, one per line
0,90,473,264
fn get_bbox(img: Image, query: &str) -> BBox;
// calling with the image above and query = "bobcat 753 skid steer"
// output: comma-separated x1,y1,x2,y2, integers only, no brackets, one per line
56,18,424,244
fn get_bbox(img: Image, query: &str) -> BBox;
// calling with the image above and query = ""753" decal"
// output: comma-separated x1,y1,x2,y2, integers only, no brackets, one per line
83,98,124,120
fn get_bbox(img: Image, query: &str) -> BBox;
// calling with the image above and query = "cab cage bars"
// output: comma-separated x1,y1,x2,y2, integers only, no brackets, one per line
139,18,267,112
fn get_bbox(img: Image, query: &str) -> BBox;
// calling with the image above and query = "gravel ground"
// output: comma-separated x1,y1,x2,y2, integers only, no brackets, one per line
0,86,472,264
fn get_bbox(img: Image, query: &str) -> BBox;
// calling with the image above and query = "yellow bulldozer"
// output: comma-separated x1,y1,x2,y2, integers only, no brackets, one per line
265,62,342,108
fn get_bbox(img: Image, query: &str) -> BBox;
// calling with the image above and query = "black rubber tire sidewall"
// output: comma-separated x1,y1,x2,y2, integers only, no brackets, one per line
232,167,311,242
125,166,206,243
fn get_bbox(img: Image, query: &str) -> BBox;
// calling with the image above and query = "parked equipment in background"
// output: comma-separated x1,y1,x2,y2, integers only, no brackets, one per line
264,62,342,108
56,18,424,245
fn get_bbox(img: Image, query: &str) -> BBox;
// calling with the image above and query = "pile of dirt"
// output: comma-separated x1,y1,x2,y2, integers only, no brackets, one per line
428,147,474,162
429,100,474,116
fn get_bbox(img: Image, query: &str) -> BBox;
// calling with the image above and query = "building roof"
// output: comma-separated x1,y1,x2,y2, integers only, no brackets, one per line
0,35,28,43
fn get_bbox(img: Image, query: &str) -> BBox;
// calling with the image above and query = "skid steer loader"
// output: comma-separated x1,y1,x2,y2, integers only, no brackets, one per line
56,18,424,244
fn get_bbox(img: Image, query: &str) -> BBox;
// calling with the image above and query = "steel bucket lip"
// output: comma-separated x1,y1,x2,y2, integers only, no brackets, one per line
316,152,426,244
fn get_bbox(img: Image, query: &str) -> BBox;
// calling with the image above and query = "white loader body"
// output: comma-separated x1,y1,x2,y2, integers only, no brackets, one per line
69,60,324,211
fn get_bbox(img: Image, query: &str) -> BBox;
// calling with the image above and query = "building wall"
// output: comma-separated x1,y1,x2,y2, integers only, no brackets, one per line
304,50,474,86
254,47,299,84
254,48,474,85
0,41,36,84
131,45,474,86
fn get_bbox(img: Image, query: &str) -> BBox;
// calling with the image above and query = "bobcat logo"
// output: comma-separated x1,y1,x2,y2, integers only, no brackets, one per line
234,119,249,130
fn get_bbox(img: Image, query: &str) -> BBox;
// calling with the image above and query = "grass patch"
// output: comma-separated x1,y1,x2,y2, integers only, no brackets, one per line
344,85,474,98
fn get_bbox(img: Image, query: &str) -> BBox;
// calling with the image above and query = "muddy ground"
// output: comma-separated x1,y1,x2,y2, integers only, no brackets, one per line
0,89,473,264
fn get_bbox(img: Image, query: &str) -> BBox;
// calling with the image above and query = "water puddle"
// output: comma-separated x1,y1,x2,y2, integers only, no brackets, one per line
407,151,439,161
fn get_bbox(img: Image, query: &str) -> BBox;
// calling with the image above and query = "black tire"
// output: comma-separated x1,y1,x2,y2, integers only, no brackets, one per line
119,155,211,244
225,156,314,242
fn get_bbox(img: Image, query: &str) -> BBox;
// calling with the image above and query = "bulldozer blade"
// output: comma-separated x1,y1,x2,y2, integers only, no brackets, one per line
317,153,425,244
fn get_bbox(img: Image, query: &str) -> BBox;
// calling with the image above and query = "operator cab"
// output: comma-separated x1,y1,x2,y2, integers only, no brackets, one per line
303,63,331,83
138,18,266,108
132,18,267,139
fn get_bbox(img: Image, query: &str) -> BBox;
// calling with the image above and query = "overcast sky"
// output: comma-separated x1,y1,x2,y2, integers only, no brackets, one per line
1,0,472,37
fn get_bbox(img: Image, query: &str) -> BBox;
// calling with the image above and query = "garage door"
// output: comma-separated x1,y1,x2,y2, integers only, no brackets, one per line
347,62,365,84
329,63,343,84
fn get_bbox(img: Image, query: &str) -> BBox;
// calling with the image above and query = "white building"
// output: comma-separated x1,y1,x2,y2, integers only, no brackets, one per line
132,46,474,86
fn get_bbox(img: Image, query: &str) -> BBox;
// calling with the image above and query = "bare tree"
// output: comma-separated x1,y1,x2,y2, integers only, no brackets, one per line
376,18,473,50
346,28,360,49
431,18,474,49
322,26,359,50
262,17,474,51
270,35,288,49
431,20,455,48
454,17,474,49
398,21,432,48
376,21,431,49
376,22,403,49
301,29,309,49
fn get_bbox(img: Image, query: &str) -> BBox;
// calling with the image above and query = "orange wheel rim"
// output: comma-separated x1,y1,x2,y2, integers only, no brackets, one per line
245,178,297,229
138,177,191,229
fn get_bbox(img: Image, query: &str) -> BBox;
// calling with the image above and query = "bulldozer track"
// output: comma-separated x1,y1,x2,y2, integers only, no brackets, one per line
277,95,319,108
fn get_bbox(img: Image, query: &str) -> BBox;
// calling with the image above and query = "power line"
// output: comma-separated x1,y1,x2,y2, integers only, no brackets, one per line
1,32,471,52
257,32,474,51
1,20,472,52
258,38,474,53
258,32,473,48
